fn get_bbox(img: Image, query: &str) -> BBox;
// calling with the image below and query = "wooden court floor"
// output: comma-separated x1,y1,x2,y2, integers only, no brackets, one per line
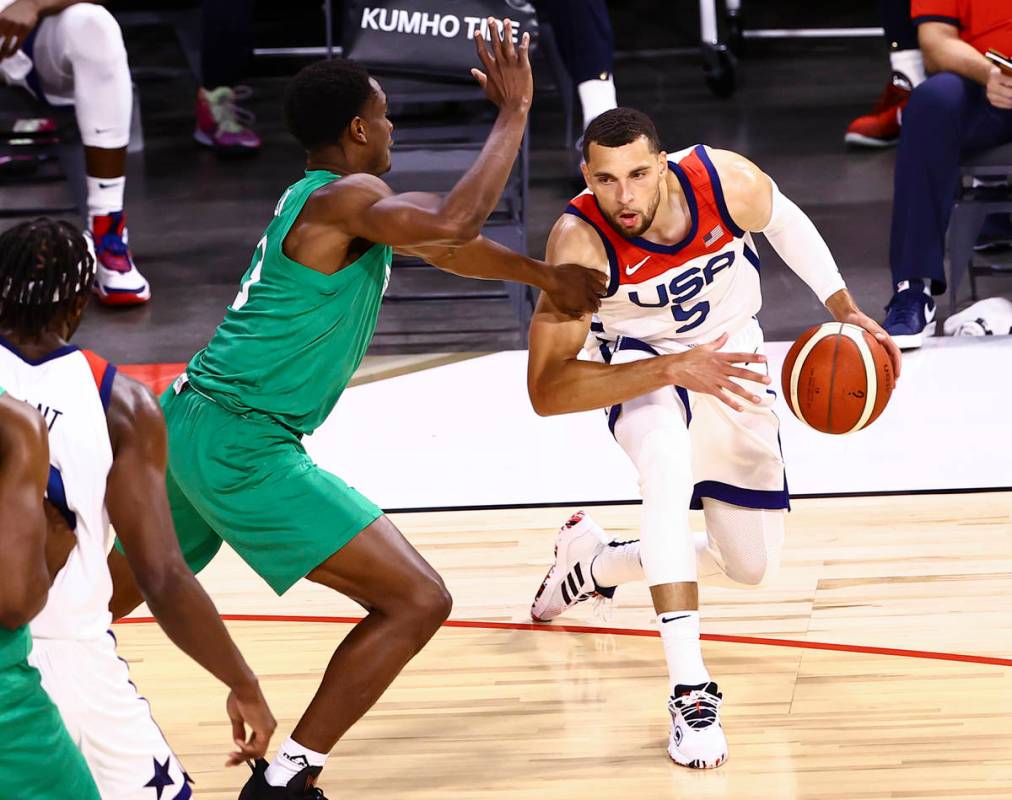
116,493,1012,799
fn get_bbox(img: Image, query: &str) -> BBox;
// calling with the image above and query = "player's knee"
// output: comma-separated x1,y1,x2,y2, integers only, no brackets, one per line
61,4,127,64
723,545,781,587
724,556,772,587
409,572,453,631
634,428,689,488
905,72,967,127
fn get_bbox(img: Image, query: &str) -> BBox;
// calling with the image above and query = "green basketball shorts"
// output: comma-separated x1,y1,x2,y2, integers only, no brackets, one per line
0,659,101,799
158,384,383,594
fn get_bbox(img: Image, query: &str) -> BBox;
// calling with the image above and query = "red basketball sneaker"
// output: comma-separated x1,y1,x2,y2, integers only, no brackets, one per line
90,211,151,306
845,73,912,148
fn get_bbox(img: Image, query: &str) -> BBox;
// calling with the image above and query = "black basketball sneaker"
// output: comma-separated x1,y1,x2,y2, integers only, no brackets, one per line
238,759,327,799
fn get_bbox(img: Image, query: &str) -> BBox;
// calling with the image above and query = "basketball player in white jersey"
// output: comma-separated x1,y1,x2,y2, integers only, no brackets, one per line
0,391,106,798
0,218,276,798
0,0,149,303
526,108,902,768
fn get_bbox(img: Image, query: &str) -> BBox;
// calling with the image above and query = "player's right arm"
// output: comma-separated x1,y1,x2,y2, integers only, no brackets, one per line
326,19,532,249
0,395,51,628
917,21,1012,106
527,215,770,416
104,374,276,766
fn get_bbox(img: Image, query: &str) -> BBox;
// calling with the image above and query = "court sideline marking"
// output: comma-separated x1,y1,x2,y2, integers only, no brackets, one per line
115,614,1012,668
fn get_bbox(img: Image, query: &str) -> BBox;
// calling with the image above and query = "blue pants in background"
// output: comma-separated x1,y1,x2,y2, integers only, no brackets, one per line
890,72,1012,293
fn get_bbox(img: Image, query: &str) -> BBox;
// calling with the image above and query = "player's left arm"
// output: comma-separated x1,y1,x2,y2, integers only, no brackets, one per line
710,147,902,377
105,373,277,765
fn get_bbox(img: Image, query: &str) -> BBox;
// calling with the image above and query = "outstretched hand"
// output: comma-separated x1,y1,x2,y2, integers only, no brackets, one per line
471,17,533,115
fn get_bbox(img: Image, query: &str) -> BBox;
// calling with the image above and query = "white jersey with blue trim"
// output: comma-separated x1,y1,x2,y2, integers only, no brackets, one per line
0,338,116,640
567,144,763,347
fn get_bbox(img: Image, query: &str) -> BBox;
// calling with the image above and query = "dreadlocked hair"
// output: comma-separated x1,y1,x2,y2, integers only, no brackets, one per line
0,218,95,339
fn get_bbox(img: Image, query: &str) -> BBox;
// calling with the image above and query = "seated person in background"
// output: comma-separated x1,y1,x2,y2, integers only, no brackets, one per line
535,0,617,135
195,0,261,156
0,0,150,305
882,0,1012,349
845,0,926,148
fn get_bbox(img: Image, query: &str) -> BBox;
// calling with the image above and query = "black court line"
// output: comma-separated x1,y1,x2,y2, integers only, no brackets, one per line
385,485,1012,515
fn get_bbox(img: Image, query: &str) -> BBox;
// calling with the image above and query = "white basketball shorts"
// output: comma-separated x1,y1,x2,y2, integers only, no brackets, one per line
587,317,790,510
28,631,191,800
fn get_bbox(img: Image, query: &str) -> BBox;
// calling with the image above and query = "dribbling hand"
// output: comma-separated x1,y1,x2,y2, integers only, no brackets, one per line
470,17,533,115
832,309,902,379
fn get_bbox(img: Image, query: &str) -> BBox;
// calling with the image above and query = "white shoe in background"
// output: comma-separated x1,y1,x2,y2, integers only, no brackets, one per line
943,297,1012,337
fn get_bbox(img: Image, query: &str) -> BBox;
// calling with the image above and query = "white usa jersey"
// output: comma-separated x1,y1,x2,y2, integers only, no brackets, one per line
0,337,116,640
567,144,763,347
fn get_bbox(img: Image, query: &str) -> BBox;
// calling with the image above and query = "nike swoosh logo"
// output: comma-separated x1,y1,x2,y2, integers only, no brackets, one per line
625,256,650,276
660,614,690,624
924,303,937,323
98,182,119,189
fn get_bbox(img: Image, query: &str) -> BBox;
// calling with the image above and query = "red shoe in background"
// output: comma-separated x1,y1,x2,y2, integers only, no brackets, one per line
845,73,912,148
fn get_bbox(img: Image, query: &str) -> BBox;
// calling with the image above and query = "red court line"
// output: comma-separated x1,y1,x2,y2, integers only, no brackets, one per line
119,363,187,395
114,614,1012,668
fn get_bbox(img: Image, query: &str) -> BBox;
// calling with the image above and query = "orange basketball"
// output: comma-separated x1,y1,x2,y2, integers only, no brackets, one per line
781,322,895,434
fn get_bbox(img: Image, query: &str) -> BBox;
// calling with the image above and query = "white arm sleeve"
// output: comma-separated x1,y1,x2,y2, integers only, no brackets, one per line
760,180,847,305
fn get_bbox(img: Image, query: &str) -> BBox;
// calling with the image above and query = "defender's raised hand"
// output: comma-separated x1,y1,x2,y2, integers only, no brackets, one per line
471,17,533,114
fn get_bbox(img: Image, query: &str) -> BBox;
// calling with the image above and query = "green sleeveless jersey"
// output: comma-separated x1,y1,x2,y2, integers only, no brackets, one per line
185,170,392,435
0,386,32,670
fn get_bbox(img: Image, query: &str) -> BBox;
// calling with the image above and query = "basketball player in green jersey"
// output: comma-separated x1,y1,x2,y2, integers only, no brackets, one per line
0,390,101,799
106,19,605,799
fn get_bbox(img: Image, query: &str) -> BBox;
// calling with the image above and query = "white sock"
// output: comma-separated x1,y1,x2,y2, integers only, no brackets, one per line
587,531,762,589
86,175,125,223
577,74,617,130
585,530,722,590
264,736,328,788
895,279,929,294
890,49,925,87
590,540,643,588
658,609,710,691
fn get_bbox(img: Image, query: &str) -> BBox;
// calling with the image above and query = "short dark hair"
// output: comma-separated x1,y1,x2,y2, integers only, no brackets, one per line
582,107,661,162
0,218,94,339
284,58,376,150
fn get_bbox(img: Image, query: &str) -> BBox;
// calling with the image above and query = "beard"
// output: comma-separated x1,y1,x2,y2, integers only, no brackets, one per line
602,188,661,239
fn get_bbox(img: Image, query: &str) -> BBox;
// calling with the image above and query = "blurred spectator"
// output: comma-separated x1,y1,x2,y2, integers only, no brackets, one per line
0,0,149,305
881,0,1012,349
535,0,617,135
194,0,260,156
846,0,926,147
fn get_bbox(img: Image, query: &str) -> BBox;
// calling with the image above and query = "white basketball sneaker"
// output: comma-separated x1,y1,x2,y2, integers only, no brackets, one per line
667,682,728,769
530,511,610,622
